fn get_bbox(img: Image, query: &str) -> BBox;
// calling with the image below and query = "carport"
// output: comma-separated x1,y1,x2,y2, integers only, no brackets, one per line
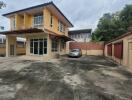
0,28,72,58
0,28,43,57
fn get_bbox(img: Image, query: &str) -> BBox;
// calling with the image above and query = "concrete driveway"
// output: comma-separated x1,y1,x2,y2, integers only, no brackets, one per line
0,56,132,100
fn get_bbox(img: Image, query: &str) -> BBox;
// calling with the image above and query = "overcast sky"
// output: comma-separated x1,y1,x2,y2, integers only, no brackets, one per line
0,0,132,31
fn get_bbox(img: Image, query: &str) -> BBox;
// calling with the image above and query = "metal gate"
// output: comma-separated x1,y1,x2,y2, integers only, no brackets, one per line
114,42,123,59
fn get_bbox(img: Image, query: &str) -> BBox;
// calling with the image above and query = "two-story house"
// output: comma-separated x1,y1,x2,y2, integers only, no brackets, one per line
0,2,73,60
68,29,92,42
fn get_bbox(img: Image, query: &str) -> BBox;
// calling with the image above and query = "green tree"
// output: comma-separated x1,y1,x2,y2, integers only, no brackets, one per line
93,13,118,41
93,4,132,41
120,5,132,30
91,33,103,42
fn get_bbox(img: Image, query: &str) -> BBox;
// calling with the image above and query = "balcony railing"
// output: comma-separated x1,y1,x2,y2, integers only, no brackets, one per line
33,24,43,29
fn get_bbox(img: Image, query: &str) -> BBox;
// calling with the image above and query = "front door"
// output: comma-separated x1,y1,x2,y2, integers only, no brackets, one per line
128,42,132,68
10,45,15,56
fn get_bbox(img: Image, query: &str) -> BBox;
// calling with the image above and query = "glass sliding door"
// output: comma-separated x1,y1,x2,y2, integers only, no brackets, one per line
30,38,47,55
30,39,33,54
44,39,47,54
39,39,43,55
34,41,38,54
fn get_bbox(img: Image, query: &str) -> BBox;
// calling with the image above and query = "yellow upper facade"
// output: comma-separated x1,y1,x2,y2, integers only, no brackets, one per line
3,2,73,36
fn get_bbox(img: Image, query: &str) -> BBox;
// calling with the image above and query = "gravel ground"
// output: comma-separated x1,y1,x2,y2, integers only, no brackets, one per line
0,56,132,100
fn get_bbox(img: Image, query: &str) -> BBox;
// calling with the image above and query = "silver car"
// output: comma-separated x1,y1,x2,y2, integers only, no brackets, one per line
68,49,82,58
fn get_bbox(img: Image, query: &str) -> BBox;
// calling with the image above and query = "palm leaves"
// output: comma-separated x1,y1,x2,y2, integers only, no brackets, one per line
91,33,103,42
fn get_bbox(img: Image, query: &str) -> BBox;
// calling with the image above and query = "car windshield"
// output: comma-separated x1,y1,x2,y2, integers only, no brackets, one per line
71,49,80,52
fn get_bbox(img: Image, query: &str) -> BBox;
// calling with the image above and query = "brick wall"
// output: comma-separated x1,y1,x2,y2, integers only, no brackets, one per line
69,42,104,50
69,42,104,55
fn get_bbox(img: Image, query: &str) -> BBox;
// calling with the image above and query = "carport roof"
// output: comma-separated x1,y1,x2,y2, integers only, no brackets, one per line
49,34,73,41
0,28,73,41
0,28,44,35
45,29,74,41
68,29,92,35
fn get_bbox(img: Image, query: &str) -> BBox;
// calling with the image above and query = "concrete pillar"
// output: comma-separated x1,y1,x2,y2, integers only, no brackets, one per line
66,41,70,54
58,39,61,54
6,35,10,57
104,45,107,57
26,37,30,56
47,34,52,58
6,35,16,57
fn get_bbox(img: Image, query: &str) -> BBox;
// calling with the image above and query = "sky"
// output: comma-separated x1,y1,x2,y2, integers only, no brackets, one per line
0,0,132,32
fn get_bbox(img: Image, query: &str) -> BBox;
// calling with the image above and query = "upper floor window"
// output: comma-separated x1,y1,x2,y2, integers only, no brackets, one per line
58,20,65,33
33,14,43,28
11,17,16,30
50,13,53,27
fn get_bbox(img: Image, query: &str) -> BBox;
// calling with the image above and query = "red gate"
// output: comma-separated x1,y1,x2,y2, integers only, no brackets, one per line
114,41,123,59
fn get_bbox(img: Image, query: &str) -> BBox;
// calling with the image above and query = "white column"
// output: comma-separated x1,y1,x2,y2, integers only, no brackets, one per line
6,35,10,57
47,34,52,58
26,37,30,56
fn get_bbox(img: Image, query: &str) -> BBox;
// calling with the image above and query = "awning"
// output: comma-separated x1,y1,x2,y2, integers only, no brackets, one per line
49,34,74,42
0,28,44,35
60,35,74,41
45,28,74,41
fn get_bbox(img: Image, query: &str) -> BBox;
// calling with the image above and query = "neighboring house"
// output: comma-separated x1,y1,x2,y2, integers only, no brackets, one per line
68,29,92,42
0,2,73,60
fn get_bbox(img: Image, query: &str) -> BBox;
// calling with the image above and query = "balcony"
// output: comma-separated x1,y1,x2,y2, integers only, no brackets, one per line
33,15,43,29
33,24,43,29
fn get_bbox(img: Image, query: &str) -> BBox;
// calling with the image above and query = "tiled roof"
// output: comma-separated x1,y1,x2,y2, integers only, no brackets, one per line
68,29,92,34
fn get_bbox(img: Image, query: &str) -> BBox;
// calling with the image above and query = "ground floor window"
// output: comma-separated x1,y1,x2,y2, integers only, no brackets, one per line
30,38,47,55
60,39,65,51
52,40,58,52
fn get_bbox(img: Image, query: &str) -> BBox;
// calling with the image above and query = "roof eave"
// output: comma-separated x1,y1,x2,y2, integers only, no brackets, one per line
2,2,53,17
2,2,73,27
68,29,92,34
51,2,73,27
